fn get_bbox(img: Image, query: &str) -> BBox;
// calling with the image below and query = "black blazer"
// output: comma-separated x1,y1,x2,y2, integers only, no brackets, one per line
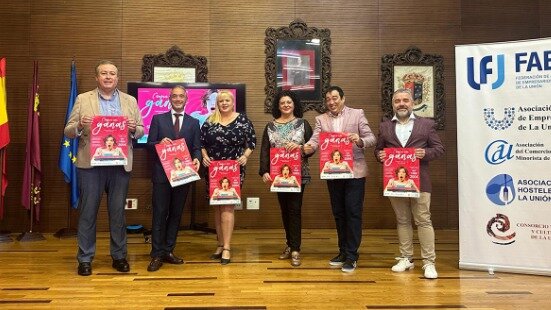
147,112,202,183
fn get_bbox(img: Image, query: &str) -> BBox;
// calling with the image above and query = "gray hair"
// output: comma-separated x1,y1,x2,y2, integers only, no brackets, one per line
392,88,413,101
95,60,118,76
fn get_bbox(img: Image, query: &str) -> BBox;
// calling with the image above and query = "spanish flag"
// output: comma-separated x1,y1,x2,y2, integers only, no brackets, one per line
0,58,9,219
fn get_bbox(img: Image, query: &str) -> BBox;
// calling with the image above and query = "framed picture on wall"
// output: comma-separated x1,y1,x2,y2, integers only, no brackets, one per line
393,65,435,118
278,43,318,93
381,47,445,130
264,19,332,114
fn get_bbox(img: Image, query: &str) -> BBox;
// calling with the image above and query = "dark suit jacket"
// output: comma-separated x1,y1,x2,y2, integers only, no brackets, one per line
374,116,444,193
147,112,202,184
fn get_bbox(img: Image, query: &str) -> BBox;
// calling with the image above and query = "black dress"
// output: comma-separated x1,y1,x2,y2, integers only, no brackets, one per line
200,113,257,185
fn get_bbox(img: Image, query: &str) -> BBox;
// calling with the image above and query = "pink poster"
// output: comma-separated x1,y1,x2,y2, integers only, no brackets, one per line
209,160,241,205
155,138,200,187
270,148,301,193
90,116,128,166
319,132,354,179
383,148,420,198
137,87,237,143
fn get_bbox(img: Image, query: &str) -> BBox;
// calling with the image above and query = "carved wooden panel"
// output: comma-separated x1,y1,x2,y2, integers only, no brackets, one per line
141,45,208,82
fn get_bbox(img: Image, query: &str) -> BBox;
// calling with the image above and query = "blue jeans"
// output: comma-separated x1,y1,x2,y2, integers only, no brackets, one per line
77,167,130,263
326,177,365,261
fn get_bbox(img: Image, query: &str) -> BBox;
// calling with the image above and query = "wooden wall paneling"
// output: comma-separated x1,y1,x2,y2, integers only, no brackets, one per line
541,0,551,36
1,0,549,232
379,0,462,26
460,0,540,44
121,0,212,81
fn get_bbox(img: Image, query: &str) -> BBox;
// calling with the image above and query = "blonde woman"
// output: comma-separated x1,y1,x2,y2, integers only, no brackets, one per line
200,91,256,265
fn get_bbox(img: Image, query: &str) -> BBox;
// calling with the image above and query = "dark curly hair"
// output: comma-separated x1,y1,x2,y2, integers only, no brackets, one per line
271,90,303,119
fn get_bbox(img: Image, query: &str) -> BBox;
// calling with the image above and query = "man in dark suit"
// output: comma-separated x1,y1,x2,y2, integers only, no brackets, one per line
374,88,444,279
64,60,144,276
303,86,377,273
146,85,201,271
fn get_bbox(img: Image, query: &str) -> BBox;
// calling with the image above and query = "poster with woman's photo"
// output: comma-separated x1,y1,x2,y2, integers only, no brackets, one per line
383,148,420,198
209,160,241,205
155,138,200,187
90,116,128,166
270,148,301,193
319,132,354,179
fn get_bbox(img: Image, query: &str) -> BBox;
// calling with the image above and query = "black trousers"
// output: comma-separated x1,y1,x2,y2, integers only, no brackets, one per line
150,182,190,258
326,178,365,261
276,185,306,252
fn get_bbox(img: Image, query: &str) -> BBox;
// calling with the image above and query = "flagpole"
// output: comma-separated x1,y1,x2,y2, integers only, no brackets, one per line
0,149,13,243
55,60,78,238
18,94,45,242
54,200,77,238
17,169,45,241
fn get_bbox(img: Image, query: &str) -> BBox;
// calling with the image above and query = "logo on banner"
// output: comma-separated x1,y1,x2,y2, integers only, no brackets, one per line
486,174,516,205
486,213,516,245
467,54,505,90
484,140,514,165
483,107,515,130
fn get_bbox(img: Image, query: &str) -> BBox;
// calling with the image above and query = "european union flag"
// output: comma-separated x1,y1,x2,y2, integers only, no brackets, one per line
58,61,79,208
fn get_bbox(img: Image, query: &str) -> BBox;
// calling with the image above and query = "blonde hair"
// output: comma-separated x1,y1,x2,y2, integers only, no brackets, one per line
206,90,235,124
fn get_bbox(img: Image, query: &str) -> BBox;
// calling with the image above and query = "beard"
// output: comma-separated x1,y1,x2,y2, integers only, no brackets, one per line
396,109,412,119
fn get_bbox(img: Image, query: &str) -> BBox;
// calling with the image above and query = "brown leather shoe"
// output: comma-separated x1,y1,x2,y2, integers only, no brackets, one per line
112,258,130,272
163,252,184,264
147,257,163,272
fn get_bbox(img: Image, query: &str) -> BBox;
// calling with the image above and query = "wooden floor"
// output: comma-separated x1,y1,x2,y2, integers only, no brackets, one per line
0,229,549,310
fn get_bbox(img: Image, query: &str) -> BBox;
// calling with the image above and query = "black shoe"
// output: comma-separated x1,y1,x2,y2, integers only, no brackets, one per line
329,253,346,266
112,258,130,272
78,262,92,276
341,259,357,273
210,245,224,260
163,252,184,264
220,248,231,265
147,257,163,272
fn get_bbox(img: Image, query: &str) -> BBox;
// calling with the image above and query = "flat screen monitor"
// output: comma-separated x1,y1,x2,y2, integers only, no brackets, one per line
127,82,246,145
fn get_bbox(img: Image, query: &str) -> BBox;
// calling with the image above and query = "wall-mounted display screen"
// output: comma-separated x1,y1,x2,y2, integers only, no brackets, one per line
127,82,246,145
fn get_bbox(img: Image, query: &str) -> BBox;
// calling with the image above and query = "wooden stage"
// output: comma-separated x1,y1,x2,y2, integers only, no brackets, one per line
0,229,548,309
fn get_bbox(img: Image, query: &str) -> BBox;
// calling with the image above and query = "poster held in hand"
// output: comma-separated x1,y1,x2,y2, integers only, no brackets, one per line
90,116,128,166
155,138,200,187
382,148,420,198
209,160,241,205
319,132,354,179
270,148,301,192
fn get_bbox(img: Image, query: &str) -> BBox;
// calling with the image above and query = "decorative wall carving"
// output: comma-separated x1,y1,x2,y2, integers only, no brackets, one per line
141,46,208,82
